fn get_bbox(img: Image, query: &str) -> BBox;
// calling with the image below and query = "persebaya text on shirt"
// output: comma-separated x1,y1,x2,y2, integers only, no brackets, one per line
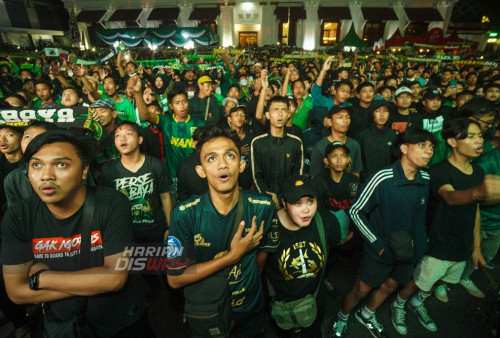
114,173,155,223
114,173,154,199
32,231,103,259
0,107,102,139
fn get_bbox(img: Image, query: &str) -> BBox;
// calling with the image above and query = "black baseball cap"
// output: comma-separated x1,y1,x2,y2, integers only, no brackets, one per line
229,105,246,115
324,141,350,158
328,105,353,118
422,86,442,99
370,100,392,112
282,175,317,204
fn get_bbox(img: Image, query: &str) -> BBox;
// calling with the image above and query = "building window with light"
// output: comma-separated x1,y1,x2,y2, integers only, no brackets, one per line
279,21,296,46
321,22,339,46
363,22,385,46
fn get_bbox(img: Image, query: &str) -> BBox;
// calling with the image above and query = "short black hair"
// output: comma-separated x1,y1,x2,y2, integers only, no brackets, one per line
457,97,496,119
24,130,94,168
114,120,143,137
34,80,52,90
442,118,481,140
291,79,305,91
356,82,375,94
265,95,289,113
5,93,27,107
334,80,353,91
195,125,240,158
167,87,188,103
193,126,207,142
113,120,144,153
62,86,83,99
25,120,58,132
103,75,116,84
394,128,437,159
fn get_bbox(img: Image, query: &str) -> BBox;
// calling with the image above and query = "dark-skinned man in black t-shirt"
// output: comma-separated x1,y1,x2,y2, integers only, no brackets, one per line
166,126,280,337
1,131,149,337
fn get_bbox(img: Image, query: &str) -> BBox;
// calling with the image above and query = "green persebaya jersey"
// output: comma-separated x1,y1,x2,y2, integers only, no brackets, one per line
156,114,205,178
167,190,280,323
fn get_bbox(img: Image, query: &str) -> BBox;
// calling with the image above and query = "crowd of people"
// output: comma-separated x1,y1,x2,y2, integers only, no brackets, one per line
0,46,499,338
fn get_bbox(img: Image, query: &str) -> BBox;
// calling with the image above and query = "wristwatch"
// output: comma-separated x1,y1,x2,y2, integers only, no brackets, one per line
29,269,48,291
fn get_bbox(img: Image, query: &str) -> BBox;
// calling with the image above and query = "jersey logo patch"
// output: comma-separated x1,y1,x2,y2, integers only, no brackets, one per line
179,198,201,211
247,197,271,206
167,236,183,259
193,234,211,247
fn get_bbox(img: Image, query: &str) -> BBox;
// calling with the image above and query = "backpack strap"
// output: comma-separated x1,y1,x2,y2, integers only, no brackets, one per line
80,187,96,269
313,212,327,298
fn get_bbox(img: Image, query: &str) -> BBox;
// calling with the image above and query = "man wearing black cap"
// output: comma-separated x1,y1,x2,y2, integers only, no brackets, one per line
331,128,437,338
309,105,362,178
415,86,449,134
313,141,359,216
188,75,223,126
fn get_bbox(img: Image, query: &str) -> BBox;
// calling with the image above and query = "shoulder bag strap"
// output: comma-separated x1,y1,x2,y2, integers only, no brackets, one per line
80,187,96,269
313,212,327,298
229,187,244,245
204,96,211,121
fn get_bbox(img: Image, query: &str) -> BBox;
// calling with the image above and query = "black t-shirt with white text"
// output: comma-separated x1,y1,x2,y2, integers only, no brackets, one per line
100,155,172,240
1,187,145,337
427,160,484,261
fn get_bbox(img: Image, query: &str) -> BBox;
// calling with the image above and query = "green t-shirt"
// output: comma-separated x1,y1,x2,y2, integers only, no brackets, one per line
101,94,138,123
291,96,313,130
475,147,500,231
156,114,205,179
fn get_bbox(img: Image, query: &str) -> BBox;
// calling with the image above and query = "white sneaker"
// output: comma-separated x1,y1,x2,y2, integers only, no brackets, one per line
434,284,449,303
460,278,485,298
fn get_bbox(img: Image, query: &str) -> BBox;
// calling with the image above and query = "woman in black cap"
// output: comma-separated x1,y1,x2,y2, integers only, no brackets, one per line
265,174,351,337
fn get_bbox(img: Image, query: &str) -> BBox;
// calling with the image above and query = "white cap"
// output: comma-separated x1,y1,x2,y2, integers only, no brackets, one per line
222,97,238,106
395,87,412,97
